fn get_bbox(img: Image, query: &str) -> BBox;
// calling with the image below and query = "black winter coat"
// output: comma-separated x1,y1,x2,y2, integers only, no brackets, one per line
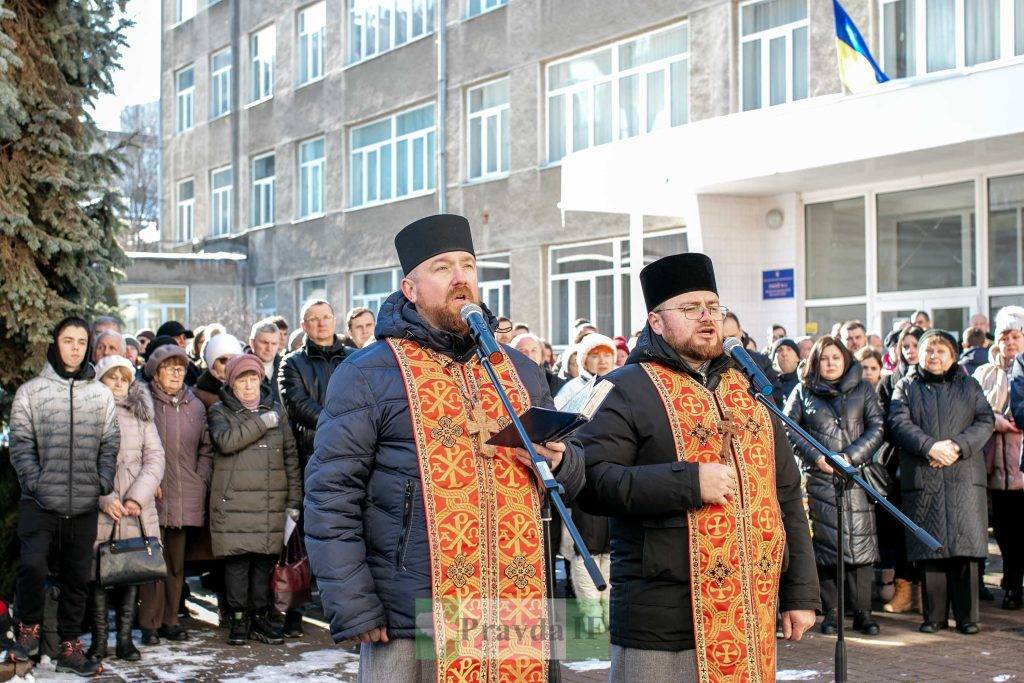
576,327,819,652
783,363,884,566
279,336,351,464
958,346,989,378
304,292,586,643
887,364,994,561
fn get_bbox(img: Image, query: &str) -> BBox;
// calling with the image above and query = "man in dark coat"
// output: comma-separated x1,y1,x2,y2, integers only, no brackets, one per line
577,253,818,682
305,214,584,682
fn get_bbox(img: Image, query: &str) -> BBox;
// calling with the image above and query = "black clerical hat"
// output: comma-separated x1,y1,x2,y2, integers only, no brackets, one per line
394,214,475,274
640,253,718,311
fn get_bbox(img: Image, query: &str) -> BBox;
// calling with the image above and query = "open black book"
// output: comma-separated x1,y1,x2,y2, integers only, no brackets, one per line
485,379,615,448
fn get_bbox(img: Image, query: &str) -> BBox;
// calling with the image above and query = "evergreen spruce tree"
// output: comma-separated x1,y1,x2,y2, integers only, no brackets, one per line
0,0,130,597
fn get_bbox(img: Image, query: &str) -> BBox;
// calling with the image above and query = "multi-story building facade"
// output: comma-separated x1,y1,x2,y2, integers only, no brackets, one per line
122,0,1024,345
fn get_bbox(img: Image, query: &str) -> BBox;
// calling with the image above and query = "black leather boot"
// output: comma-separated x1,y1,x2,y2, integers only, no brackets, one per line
249,610,284,644
227,611,249,646
820,609,838,635
853,610,880,635
85,585,108,661
115,587,141,662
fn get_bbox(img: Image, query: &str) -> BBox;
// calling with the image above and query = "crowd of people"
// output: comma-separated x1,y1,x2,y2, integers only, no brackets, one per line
4,273,1024,675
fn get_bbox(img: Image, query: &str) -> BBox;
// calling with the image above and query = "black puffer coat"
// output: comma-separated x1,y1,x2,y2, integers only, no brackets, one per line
304,292,585,643
576,327,819,652
783,363,884,567
887,364,994,561
279,336,352,465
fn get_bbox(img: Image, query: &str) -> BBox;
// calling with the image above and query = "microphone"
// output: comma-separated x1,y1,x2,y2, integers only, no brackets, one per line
723,337,774,397
460,303,504,364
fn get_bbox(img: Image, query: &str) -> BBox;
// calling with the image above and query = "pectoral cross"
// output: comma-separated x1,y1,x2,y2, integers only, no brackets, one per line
716,410,741,462
466,403,502,458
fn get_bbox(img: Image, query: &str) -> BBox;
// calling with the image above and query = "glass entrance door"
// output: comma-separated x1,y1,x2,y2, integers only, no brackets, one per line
875,293,978,338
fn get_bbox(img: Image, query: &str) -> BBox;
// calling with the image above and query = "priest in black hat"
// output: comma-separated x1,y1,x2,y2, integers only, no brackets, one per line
304,213,584,681
575,252,819,682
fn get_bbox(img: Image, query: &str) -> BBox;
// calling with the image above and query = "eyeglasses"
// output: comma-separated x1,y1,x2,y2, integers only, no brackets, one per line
304,315,335,325
655,304,730,321
160,365,186,377
495,322,513,334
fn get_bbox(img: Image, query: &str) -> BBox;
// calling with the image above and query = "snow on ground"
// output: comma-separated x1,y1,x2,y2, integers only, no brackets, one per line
562,659,610,672
777,670,824,681
218,649,360,683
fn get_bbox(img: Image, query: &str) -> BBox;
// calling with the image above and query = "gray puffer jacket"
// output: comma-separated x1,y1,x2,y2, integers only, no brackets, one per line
784,363,884,566
10,362,119,516
888,364,994,561
207,388,302,558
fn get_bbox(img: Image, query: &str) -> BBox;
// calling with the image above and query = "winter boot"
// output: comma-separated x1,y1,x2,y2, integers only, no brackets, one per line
7,622,40,663
55,639,102,677
85,585,108,660
883,578,913,613
249,610,284,644
853,610,880,635
227,611,249,646
115,587,141,662
1002,587,1023,610
819,609,838,635
283,609,304,638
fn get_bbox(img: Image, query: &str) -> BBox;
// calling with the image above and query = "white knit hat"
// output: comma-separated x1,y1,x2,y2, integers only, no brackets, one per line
995,306,1024,340
202,332,243,367
94,355,136,380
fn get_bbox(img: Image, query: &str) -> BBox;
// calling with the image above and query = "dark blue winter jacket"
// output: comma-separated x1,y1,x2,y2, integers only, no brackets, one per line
303,291,585,643
1011,353,1024,440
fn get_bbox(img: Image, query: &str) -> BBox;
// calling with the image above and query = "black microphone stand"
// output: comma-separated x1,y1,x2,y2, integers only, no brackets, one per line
747,387,941,683
472,344,607,683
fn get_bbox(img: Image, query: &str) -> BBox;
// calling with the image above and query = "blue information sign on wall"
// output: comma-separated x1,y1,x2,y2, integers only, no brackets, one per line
762,268,794,299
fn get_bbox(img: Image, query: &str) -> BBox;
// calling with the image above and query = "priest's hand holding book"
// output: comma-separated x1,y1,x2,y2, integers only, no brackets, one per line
514,441,565,473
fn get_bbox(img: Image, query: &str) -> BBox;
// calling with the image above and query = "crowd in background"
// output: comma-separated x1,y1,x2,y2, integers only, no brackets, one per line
4,296,1024,674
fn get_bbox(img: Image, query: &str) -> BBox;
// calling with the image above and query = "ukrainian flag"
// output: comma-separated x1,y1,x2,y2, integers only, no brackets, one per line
833,0,889,93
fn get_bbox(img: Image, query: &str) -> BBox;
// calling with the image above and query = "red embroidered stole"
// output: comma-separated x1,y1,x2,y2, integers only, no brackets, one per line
387,338,549,683
641,363,785,683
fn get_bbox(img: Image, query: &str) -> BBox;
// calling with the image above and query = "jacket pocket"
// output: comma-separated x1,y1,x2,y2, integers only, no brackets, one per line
641,515,690,582
395,481,414,570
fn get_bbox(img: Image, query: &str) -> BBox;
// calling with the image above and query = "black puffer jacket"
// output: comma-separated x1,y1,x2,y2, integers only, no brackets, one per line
887,364,994,561
279,336,351,465
304,292,585,643
576,327,819,652
783,363,884,567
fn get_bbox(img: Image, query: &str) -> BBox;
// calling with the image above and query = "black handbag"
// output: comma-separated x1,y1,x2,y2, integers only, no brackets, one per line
98,517,167,588
860,456,895,499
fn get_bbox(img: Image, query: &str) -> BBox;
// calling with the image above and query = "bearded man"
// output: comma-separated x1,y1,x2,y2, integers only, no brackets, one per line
305,214,584,682
576,253,819,683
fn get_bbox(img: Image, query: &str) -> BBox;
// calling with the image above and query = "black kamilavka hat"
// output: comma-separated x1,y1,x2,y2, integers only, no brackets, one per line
394,214,475,275
640,253,718,311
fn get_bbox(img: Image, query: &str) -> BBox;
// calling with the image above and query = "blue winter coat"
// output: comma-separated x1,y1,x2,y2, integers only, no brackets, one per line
303,291,586,643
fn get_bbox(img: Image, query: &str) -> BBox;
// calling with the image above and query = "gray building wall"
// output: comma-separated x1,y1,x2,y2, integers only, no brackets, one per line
153,0,870,336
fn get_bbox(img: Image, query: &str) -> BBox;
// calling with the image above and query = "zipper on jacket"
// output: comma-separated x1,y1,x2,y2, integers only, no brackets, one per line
395,481,414,570
67,379,75,517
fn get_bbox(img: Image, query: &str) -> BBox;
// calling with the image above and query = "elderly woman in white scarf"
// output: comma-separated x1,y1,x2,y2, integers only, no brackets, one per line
973,306,1024,610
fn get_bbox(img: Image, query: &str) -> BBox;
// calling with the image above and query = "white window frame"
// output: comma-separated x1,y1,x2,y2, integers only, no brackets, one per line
250,25,276,104
210,166,233,236
477,253,511,317
118,285,190,332
175,65,195,133
347,0,437,66
175,0,197,23
298,136,326,219
350,267,402,315
175,178,195,243
466,0,506,19
298,2,327,86
210,48,232,119
349,102,436,209
299,277,328,309
879,0,1024,78
738,0,809,112
467,77,510,181
255,283,278,318
545,22,690,164
251,152,275,228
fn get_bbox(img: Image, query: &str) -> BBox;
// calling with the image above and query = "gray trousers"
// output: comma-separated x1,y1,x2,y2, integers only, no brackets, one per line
609,645,698,683
358,638,436,683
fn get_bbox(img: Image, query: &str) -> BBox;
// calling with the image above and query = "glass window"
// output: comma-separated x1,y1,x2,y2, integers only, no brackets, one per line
299,277,327,307
478,254,511,317
255,283,277,317
964,0,1000,66
175,66,194,133
348,0,436,64
926,0,956,71
991,293,1024,322
175,0,197,22
882,0,916,78
350,103,435,207
250,25,276,102
252,153,275,227
876,182,975,292
298,2,326,85
805,304,867,337
1017,0,1024,54
468,0,506,17
988,174,1024,287
210,49,232,118
118,286,189,333
351,267,401,314
740,0,807,111
176,179,195,242
805,197,866,299
546,23,688,162
210,166,232,236
298,137,325,218
467,78,510,180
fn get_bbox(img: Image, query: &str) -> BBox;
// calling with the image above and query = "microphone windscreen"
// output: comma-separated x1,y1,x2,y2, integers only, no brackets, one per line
722,337,743,356
460,303,485,322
